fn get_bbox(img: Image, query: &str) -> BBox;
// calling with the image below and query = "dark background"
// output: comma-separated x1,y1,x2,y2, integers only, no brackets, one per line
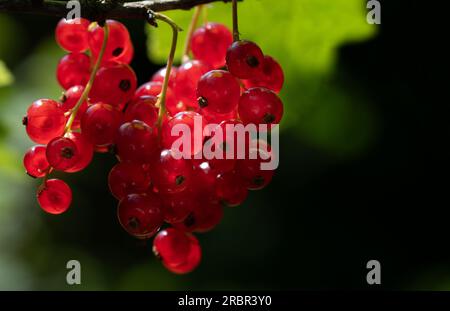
0,0,449,290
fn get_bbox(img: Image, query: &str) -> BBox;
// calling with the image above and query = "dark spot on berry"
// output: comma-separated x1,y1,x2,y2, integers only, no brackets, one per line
112,47,124,57
122,101,130,113
198,97,208,108
253,176,265,187
263,113,276,124
128,217,140,230
61,147,74,159
246,56,260,68
119,79,131,92
60,94,67,103
22,116,28,126
184,213,196,228
175,175,185,186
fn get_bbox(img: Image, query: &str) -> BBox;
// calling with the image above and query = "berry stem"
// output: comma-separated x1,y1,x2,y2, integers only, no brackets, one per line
64,22,110,132
181,5,203,63
37,167,53,193
152,13,182,131
232,0,239,41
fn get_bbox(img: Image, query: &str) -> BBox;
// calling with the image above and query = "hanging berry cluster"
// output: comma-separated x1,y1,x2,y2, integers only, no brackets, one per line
22,3,284,274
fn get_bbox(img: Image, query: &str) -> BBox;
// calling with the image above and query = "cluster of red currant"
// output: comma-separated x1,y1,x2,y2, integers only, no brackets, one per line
22,4,284,274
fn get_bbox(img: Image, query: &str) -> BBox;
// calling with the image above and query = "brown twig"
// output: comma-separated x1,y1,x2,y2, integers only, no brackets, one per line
0,0,236,21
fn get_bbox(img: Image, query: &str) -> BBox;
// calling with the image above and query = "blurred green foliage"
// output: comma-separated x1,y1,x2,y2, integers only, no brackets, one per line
147,0,378,155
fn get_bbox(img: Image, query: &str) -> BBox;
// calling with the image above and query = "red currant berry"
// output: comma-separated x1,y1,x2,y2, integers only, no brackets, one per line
161,191,195,224
153,228,191,266
88,20,132,63
108,162,151,200
238,87,284,126
46,136,79,171
173,60,210,108
24,99,66,144
197,70,241,114
115,120,158,164
153,228,201,274
81,103,122,147
89,63,137,110
205,119,247,173
215,170,248,207
37,179,72,215
191,161,217,195
120,42,134,64
226,40,264,79
134,82,180,116
64,132,94,173
56,53,91,90
201,108,238,125
237,147,274,190
243,55,284,93
173,200,223,233
55,18,90,53
162,235,201,274
123,96,158,127
23,145,50,178
117,193,163,239
161,111,204,156
151,66,177,89
190,22,233,69
150,149,192,194
60,85,88,130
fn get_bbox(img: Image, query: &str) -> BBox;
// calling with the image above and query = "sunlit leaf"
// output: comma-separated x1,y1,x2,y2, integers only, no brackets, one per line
0,61,13,87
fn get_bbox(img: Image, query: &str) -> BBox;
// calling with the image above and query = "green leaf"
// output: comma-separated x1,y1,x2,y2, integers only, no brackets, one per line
146,0,378,155
0,60,13,87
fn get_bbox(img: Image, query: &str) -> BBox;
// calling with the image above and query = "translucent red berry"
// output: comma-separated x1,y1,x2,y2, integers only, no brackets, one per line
150,149,192,194
190,22,233,69
173,60,210,108
24,99,66,144
191,161,217,195
161,191,195,224
201,108,238,125
55,18,90,53
153,228,202,274
115,120,158,164
108,162,151,200
205,119,246,173
174,200,223,233
226,40,264,79
134,82,179,116
197,70,241,114
37,179,72,215
215,170,248,207
81,103,122,147
237,147,274,190
151,66,177,89
23,145,50,178
88,20,132,63
123,96,158,127
117,193,163,239
60,85,88,130
238,87,284,126
161,111,204,156
89,63,137,110
46,136,79,171
243,55,284,93
56,53,91,89
64,132,94,173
